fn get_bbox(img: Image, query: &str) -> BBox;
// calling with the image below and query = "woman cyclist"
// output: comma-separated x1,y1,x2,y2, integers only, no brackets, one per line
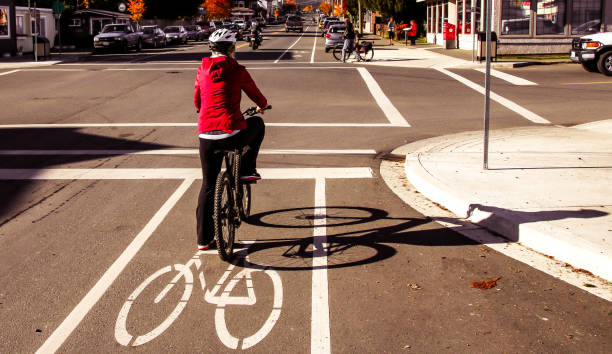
194,28,268,251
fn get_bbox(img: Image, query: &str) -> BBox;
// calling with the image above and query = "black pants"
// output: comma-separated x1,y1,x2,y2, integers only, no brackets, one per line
196,117,265,246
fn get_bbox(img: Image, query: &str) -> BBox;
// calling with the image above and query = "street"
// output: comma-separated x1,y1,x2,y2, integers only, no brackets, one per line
1,23,611,353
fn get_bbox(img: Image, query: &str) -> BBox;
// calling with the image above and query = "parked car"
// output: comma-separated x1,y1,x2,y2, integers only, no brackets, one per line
322,20,343,37
571,31,612,76
324,24,346,52
141,25,166,48
208,21,224,31
93,23,143,53
164,26,188,44
185,25,205,41
285,15,303,33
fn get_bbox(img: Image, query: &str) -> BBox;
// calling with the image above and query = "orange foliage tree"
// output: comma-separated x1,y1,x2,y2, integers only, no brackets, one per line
203,0,232,20
332,4,344,17
318,2,332,15
127,0,146,22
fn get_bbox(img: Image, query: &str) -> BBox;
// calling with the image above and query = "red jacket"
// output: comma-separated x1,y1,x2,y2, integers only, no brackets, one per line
194,56,267,134
408,24,417,37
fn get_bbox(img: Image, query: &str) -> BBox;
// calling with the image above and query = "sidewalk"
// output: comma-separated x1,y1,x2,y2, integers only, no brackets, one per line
390,120,612,282
357,33,572,69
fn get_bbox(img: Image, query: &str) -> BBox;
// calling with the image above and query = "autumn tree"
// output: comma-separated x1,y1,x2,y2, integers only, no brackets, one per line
282,0,297,14
203,0,231,20
127,0,146,22
318,2,332,15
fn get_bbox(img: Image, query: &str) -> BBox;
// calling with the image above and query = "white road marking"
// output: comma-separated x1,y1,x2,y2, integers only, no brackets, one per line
275,26,310,63
0,167,374,180
310,26,318,63
436,68,551,124
0,69,21,76
312,178,331,354
474,68,537,86
356,67,411,127
0,122,406,128
35,178,195,354
0,149,377,156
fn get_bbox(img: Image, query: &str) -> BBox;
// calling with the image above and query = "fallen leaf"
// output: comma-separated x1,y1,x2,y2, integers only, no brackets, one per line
407,283,422,290
567,334,574,339
471,276,501,289
583,283,597,288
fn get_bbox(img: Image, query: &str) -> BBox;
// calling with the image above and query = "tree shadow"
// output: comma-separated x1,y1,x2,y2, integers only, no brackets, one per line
0,128,173,224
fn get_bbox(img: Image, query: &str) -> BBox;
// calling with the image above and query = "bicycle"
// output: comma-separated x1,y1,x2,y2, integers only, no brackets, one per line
213,105,271,261
115,241,283,349
332,41,374,62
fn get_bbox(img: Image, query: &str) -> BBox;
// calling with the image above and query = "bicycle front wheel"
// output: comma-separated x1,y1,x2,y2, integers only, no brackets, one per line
332,46,346,61
360,48,374,62
214,172,235,261
240,183,251,220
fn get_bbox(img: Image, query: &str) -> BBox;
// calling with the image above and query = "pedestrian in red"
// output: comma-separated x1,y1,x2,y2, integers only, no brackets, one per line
408,20,418,46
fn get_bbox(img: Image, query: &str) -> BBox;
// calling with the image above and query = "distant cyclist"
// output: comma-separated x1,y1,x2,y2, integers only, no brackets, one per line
193,28,268,251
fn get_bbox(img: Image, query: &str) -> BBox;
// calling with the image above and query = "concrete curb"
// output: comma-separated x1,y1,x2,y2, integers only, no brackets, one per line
401,132,612,282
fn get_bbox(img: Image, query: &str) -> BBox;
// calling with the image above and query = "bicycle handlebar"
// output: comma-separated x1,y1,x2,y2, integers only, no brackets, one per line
243,105,272,116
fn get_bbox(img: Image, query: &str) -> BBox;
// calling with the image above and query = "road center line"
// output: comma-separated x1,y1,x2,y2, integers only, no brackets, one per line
310,25,318,63
312,178,331,354
35,178,195,354
275,26,310,63
436,67,551,124
356,67,411,127
474,68,537,86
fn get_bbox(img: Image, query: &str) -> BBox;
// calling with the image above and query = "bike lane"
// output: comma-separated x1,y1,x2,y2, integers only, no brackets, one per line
50,176,357,352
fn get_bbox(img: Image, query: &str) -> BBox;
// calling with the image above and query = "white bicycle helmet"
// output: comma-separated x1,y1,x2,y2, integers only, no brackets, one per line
209,28,236,43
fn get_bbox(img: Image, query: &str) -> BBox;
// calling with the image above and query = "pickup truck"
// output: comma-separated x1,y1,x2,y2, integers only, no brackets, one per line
570,31,612,76
285,15,303,33
93,23,143,53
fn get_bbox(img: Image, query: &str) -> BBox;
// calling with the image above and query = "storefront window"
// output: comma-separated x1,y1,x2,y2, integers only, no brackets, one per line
458,0,464,34
437,3,443,33
0,7,9,37
16,15,24,35
536,0,566,35
571,0,601,34
501,0,531,35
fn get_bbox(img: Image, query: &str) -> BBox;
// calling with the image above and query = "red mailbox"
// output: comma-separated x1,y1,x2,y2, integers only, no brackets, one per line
442,22,456,40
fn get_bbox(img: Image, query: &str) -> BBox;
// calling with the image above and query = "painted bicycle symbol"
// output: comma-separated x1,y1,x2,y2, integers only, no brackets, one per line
114,241,283,349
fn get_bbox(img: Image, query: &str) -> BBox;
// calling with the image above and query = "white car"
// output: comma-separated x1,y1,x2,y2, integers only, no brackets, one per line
570,31,612,76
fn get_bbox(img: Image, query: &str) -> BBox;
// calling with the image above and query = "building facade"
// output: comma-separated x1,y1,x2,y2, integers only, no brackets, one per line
425,0,612,54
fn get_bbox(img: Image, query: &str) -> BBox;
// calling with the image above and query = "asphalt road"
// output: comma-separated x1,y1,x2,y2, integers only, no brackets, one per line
1,23,611,353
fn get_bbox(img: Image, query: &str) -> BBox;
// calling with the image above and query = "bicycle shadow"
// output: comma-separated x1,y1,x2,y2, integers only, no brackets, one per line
239,206,475,271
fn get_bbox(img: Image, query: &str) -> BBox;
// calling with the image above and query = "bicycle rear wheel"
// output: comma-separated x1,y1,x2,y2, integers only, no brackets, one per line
214,171,235,261
360,48,374,62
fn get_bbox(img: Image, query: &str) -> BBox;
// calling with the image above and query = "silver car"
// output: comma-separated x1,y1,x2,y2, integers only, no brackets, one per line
164,25,188,45
325,24,346,52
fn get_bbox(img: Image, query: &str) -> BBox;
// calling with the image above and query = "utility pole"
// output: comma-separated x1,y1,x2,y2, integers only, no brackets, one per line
483,0,492,170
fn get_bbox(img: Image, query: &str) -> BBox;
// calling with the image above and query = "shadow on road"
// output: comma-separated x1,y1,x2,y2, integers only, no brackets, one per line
0,128,173,226
241,206,473,271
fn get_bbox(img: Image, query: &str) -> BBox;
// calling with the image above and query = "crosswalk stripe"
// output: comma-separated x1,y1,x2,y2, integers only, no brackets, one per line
474,68,537,85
